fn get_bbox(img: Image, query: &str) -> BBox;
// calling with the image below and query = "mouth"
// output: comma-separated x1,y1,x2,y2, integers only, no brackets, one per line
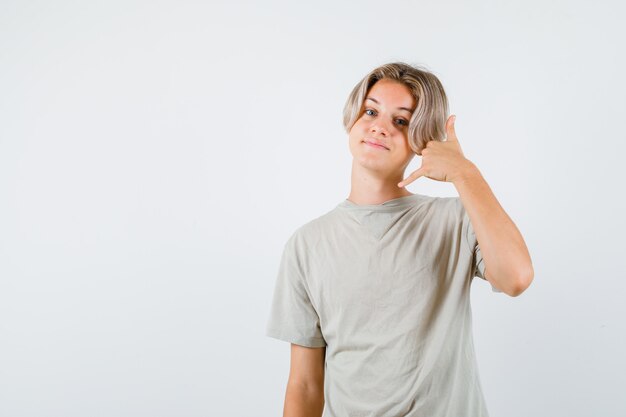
362,140,389,150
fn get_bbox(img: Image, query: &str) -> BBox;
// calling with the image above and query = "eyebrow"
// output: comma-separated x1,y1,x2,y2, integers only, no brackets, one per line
365,97,414,114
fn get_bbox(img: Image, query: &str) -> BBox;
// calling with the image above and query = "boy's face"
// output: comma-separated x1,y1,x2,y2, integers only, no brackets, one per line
348,79,416,177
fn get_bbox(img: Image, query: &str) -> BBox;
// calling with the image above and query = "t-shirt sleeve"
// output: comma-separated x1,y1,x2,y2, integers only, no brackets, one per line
265,232,327,348
459,199,502,293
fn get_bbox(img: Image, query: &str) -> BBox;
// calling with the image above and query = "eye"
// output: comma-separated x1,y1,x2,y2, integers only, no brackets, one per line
365,108,409,127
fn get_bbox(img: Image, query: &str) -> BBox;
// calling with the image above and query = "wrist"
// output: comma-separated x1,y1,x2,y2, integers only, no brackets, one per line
452,160,481,185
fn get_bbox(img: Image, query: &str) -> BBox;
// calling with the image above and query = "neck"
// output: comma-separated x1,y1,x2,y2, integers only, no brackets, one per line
347,160,413,205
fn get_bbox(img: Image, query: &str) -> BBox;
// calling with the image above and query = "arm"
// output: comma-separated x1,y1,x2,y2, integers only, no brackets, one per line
397,115,533,297
283,343,326,417
453,161,534,297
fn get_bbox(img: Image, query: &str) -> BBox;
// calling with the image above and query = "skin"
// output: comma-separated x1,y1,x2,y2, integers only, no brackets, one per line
347,77,534,296
347,78,418,205
281,76,535,416
283,344,325,417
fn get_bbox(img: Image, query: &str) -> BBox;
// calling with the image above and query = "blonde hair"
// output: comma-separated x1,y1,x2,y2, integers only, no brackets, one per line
342,62,449,155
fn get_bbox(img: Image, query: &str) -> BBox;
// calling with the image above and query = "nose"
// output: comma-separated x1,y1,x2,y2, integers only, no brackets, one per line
370,119,390,137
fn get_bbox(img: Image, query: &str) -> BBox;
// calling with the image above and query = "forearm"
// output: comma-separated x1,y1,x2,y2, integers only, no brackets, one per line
453,161,534,296
283,381,325,417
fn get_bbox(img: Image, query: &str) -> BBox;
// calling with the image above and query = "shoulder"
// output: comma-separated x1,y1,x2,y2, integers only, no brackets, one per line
284,207,340,251
413,194,463,220
410,196,471,238
434,195,462,210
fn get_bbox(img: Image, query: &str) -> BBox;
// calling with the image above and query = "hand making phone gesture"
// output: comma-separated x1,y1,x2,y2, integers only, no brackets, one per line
398,115,474,187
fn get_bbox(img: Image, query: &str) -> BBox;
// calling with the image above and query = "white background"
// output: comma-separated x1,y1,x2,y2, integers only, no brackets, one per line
1,0,625,416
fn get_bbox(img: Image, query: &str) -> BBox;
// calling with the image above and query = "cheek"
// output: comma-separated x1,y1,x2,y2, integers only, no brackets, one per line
349,124,364,142
398,138,414,157
350,121,361,133
348,132,361,150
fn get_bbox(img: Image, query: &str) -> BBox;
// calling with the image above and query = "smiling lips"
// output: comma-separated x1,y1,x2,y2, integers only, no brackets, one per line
363,139,389,150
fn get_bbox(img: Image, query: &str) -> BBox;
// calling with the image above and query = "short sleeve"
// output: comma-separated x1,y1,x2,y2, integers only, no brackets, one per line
460,200,502,293
265,232,327,347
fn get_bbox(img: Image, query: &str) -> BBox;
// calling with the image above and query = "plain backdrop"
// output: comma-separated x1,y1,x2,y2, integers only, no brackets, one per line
1,0,625,416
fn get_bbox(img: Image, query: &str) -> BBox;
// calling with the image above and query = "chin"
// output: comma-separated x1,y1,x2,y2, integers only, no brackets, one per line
354,155,390,172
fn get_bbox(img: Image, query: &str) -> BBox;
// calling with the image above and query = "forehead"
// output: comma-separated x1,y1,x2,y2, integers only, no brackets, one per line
366,80,415,112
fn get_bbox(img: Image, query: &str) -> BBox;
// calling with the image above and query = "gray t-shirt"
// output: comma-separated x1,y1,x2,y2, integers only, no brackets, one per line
266,193,501,417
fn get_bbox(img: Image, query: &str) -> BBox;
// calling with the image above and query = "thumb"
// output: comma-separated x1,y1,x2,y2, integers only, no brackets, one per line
445,115,458,142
